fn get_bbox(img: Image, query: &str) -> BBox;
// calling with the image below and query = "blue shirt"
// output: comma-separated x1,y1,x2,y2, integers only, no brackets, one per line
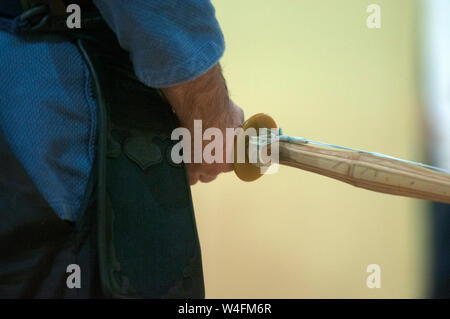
0,0,225,221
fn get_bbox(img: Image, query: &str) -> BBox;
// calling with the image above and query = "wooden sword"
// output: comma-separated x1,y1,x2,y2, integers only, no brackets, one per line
233,113,450,204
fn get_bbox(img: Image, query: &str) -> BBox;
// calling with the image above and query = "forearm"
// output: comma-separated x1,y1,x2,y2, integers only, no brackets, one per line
160,63,230,126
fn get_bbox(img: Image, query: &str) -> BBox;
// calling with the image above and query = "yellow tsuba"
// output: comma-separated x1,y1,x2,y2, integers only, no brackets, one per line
233,113,278,182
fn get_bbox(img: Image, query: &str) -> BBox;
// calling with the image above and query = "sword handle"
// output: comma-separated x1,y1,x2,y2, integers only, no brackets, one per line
279,141,450,204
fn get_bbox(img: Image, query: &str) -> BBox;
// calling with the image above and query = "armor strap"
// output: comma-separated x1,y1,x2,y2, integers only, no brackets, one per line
20,0,66,15
0,0,105,34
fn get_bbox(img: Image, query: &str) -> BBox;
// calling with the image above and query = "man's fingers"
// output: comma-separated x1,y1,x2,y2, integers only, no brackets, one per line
187,162,234,185
199,174,217,183
222,163,234,173
184,99,244,186
189,174,199,185
187,164,199,185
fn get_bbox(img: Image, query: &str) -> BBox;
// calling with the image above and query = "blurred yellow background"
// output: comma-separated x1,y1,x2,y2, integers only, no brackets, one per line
191,0,429,298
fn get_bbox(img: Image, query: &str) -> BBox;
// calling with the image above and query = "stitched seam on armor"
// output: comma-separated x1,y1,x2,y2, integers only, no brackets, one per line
83,59,97,165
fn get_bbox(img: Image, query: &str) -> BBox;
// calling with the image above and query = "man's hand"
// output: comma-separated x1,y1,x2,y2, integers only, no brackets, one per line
161,64,244,185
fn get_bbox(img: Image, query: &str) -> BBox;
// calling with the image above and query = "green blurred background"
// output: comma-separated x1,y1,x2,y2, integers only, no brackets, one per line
191,0,428,298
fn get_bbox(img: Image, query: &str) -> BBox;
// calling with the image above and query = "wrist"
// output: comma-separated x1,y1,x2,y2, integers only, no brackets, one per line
160,63,230,125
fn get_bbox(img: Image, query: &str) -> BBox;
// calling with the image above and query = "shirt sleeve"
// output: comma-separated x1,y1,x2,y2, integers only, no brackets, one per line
93,0,225,88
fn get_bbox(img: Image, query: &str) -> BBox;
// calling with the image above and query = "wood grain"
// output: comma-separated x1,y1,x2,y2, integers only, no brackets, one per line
279,141,450,204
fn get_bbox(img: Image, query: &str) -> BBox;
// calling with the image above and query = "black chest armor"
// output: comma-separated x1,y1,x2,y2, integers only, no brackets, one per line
0,1,204,298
